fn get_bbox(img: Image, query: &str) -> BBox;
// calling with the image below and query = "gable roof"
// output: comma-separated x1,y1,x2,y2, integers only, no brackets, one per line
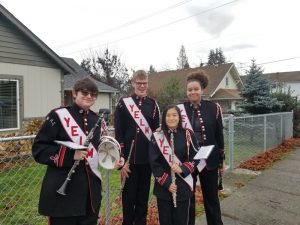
62,57,119,93
0,4,74,74
262,71,300,82
212,88,242,100
148,63,242,98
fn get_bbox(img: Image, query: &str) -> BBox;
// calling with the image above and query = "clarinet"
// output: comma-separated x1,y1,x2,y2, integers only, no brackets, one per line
57,111,105,196
120,139,135,194
170,132,177,208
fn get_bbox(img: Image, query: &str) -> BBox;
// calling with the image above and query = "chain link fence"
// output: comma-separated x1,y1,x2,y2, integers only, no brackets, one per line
0,112,294,225
223,111,293,170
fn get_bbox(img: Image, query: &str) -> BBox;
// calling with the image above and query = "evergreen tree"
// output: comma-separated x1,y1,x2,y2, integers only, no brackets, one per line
207,48,226,66
239,60,282,114
148,65,157,74
272,86,297,112
177,45,190,69
157,77,185,109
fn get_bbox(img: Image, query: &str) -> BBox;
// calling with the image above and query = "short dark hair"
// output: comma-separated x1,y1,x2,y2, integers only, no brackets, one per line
161,104,183,132
187,70,209,89
73,77,98,93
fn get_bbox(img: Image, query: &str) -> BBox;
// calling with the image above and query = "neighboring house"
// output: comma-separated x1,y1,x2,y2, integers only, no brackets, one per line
0,4,116,131
148,63,244,113
62,57,119,113
262,71,300,99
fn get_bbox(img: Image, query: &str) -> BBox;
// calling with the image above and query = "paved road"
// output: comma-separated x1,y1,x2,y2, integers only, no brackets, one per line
197,148,300,225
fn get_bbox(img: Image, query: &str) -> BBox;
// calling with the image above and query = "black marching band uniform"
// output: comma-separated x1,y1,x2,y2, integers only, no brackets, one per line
149,128,199,225
114,94,160,225
182,100,224,225
32,104,102,223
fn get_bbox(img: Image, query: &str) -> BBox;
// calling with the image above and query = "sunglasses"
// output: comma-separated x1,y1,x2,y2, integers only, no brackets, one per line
80,90,98,98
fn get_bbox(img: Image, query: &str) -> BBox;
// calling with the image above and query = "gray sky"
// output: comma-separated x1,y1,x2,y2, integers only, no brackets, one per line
2,0,300,74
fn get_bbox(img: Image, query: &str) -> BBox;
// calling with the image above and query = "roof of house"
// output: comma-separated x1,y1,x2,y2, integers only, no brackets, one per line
148,63,242,97
62,57,119,93
262,71,300,82
0,4,74,74
211,88,242,100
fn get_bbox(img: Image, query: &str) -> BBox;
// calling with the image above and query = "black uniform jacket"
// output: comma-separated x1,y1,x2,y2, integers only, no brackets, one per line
32,104,102,217
149,128,199,201
114,94,160,164
182,100,224,170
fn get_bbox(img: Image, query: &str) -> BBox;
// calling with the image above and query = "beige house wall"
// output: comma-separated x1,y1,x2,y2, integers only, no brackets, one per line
0,62,62,118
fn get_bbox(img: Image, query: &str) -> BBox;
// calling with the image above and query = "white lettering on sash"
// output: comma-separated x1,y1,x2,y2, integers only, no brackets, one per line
123,97,152,140
177,104,193,130
55,108,101,180
153,132,193,190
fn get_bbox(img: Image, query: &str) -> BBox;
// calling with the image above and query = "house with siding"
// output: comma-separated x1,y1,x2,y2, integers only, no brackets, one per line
0,4,117,131
148,63,244,113
262,71,300,99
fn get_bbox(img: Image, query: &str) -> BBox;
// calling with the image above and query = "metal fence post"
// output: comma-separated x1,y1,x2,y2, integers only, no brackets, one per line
105,169,110,225
228,114,234,171
264,115,267,151
280,114,283,142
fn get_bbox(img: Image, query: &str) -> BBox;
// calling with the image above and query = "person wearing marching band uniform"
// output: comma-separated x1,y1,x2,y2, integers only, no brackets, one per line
178,70,225,225
114,70,160,225
149,104,200,225
32,78,124,225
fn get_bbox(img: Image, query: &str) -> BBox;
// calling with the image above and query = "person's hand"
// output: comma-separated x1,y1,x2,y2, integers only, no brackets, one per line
74,150,87,160
168,183,177,193
219,161,225,173
121,163,131,178
115,157,125,169
155,126,162,132
171,163,182,174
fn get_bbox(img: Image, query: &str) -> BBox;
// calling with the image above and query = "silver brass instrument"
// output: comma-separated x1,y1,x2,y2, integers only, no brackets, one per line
57,111,105,196
170,132,177,208
120,139,135,193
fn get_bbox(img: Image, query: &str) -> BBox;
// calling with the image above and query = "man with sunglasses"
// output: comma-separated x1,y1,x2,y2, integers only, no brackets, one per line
32,77,123,225
114,70,160,225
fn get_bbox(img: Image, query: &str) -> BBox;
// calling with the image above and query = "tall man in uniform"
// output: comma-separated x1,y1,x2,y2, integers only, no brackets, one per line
114,70,160,225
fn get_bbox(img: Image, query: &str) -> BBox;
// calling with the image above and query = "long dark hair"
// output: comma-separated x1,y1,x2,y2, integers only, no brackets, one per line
161,104,183,132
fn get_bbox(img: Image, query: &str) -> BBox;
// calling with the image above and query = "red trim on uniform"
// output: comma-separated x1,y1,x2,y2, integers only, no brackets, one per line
157,172,168,186
58,146,66,167
120,143,124,148
183,162,194,173
85,164,96,213
48,216,51,225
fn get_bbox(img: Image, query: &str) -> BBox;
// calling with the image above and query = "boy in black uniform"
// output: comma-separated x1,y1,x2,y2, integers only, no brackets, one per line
114,70,160,225
32,78,123,225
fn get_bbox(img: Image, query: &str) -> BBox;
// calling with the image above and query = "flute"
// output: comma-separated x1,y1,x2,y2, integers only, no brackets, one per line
120,139,135,194
170,132,177,208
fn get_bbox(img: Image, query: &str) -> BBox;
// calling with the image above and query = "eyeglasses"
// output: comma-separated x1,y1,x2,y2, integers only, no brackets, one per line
135,82,148,86
80,90,98,98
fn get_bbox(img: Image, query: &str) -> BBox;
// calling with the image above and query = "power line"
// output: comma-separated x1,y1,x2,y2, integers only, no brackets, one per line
54,0,192,49
63,0,238,56
237,56,300,69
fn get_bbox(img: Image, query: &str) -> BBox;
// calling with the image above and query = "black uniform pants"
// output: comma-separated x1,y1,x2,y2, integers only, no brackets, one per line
122,164,151,225
157,198,190,225
188,168,223,225
48,214,98,225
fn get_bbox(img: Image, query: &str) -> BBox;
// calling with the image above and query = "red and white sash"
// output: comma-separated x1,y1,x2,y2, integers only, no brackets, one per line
153,131,193,190
123,97,152,141
177,104,193,130
177,103,206,172
55,108,101,180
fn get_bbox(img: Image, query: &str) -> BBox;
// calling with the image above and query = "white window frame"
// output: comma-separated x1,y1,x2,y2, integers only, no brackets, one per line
0,78,20,131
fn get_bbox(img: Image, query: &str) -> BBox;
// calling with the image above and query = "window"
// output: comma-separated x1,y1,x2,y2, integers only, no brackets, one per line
225,76,229,87
0,79,19,130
